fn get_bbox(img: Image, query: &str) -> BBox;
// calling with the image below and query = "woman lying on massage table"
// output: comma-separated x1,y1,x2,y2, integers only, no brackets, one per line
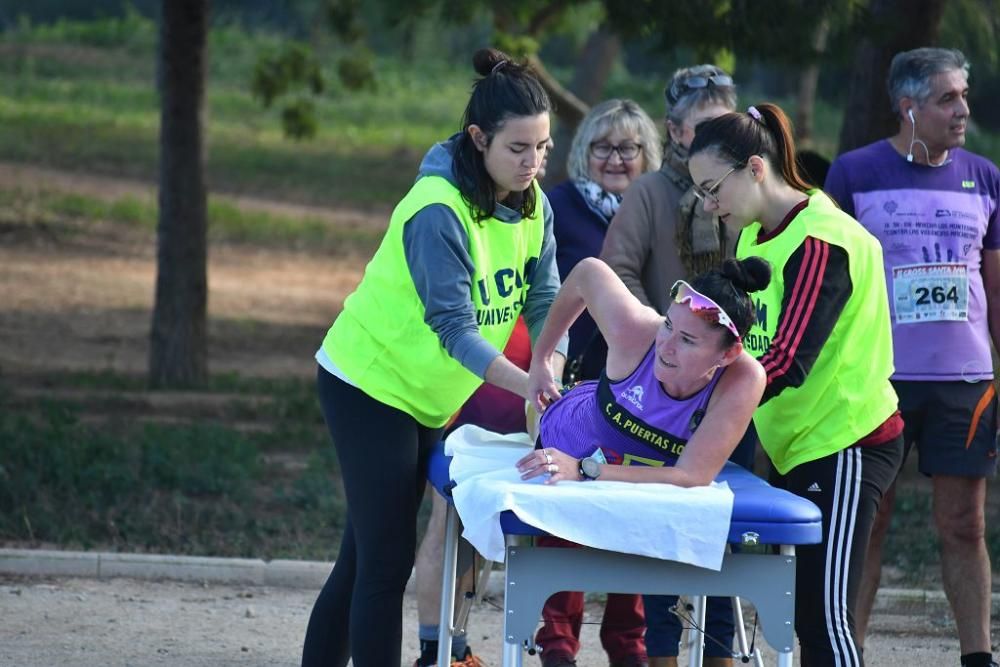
517,255,771,667
518,255,768,487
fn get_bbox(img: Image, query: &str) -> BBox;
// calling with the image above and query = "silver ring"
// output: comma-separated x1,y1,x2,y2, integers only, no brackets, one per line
545,452,553,464
548,463,557,473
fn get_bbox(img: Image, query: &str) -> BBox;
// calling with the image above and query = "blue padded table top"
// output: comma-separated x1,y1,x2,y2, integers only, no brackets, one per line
427,442,822,546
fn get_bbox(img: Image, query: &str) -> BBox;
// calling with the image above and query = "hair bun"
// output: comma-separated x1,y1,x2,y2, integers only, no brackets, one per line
473,48,511,77
721,257,772,293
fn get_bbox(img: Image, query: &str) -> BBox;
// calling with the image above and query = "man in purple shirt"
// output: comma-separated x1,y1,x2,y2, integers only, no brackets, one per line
825,47,1000,667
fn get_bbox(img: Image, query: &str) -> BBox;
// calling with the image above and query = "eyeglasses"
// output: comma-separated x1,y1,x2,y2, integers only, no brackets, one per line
590,142,642,161
666,74,735,106
692,166,738,204
670,280,741,341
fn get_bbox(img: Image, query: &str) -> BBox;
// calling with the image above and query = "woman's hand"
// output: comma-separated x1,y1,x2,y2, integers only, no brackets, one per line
516,447,580,484
527,357,562,414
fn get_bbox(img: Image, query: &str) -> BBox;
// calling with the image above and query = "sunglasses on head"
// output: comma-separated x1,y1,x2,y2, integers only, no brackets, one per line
670,280,741,341
666,74,735,106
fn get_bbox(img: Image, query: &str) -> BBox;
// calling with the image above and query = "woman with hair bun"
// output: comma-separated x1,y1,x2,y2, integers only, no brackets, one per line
596,64,744,667
520,254,770,666
687,103,904,667
302,48,566,667
532,98,661,667
521,255,769,489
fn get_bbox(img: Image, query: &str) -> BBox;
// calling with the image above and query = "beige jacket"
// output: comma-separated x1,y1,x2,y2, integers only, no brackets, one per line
600,148,737,314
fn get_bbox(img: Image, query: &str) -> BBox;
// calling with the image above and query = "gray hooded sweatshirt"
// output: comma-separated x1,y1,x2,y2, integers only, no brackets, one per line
400,135,567,379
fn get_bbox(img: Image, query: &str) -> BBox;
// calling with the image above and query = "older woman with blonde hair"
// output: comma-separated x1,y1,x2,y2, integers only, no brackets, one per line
551,98,660,386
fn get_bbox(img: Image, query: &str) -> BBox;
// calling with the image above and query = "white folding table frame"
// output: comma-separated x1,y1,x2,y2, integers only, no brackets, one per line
430,451,821,667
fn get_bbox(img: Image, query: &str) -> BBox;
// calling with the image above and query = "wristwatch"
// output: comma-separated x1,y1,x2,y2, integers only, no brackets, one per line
578,456,602,481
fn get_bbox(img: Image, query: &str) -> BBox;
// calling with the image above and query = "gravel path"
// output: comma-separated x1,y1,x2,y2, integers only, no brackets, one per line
0,573,966,666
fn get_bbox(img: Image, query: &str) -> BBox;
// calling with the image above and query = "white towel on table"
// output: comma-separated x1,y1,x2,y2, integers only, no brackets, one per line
445,424,734,570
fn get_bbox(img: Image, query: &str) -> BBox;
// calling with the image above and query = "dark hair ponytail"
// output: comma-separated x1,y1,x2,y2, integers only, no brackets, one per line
689,103,812,193
452,48,551,223
690,256,772,346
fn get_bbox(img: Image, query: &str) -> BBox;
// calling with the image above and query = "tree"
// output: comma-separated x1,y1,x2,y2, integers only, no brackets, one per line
794,17,831,145
543,24,620,184
149,0,210,388
836,0,946,154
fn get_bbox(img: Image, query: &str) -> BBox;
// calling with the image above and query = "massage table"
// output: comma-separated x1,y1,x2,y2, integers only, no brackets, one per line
427,442,822,667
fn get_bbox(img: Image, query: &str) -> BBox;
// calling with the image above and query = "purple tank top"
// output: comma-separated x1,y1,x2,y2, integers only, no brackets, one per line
539,345,725,465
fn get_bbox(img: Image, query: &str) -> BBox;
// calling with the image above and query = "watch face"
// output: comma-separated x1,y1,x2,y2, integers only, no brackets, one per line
581,457,601,480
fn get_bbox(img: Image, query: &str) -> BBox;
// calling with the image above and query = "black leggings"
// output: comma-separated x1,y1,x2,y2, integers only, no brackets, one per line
301,367,442,667
770,437,903,667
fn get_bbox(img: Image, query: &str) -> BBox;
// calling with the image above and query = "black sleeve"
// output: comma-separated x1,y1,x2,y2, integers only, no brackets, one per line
759,237,851,404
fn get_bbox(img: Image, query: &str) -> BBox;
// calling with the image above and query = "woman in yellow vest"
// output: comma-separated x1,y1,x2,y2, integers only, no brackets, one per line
301,48,566,667
687,104,903,667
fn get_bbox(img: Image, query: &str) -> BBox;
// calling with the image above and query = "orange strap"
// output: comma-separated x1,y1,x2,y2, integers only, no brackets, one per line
965,383,997,449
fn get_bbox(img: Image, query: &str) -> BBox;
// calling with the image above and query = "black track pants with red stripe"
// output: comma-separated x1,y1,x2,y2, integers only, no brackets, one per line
770,437,903,666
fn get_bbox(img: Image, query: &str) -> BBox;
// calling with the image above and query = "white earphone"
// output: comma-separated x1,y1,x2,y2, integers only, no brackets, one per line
904,105,949,167
906,108,917,162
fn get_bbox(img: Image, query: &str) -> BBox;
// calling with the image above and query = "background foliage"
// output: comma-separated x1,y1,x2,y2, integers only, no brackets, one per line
0,2,998,581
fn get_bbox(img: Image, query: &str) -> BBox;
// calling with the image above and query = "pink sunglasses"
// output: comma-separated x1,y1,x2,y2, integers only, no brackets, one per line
670,280,741,341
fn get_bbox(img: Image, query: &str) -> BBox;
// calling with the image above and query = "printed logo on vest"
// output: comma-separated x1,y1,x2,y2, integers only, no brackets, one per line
620,385,645,412
806,482,822,493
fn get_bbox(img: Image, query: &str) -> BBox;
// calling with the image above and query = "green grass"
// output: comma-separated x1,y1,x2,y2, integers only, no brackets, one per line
879,485,1000,586
9,370,328,449
0,365,443,559
0,185,384,251
0,399,343,559
882,489,940,585
0,17,472,207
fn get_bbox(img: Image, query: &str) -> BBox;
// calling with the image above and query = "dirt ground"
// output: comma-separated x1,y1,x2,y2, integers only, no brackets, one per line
0,160,383,380
0,572,967,667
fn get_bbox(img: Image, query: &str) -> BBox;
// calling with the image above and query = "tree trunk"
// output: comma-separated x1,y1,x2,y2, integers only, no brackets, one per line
794,16,829,146
539,26,621,186
149,0,209,388
836,0,946,155
526,53,589,127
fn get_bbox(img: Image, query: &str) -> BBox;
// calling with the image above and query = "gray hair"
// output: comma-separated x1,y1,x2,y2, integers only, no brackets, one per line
887,48,969,113
665,64,738,125
566,98,662,182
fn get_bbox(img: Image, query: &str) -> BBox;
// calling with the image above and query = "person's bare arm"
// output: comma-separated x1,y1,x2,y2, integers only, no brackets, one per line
483,355,530,401
518,352,765,486
527,257,659,412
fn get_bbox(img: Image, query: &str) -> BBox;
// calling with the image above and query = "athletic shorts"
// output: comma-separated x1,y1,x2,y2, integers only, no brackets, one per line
892,380,998,477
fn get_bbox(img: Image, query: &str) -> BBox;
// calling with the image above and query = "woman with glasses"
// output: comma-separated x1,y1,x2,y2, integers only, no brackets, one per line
599,63,743,667
601,65,737,313
550,99,661,386
687,103,903,667
302,48,567,667
519,254,769,667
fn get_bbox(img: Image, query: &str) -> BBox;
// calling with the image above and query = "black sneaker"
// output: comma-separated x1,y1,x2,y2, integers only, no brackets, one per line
541,653,577,667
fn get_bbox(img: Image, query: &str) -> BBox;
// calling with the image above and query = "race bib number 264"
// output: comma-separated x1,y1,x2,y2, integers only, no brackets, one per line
892,263,968,324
